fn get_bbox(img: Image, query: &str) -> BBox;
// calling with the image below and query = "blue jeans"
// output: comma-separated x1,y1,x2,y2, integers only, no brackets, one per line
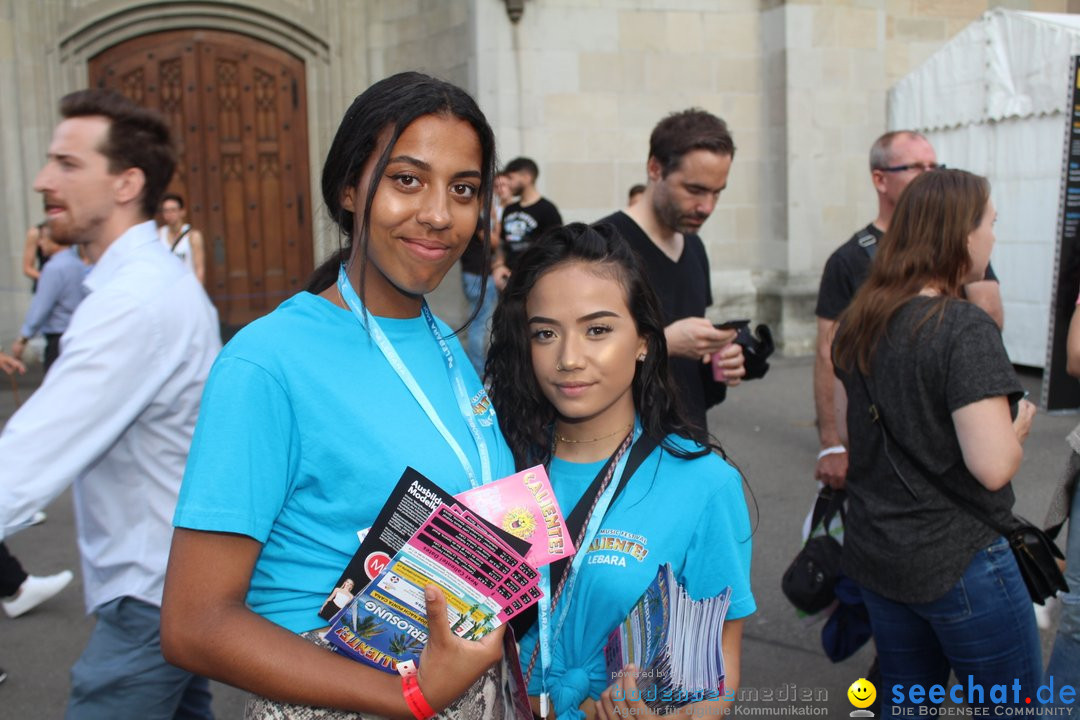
461,271,497,377
1045,481,1080,705
861,537,1042,718
67,596,214,720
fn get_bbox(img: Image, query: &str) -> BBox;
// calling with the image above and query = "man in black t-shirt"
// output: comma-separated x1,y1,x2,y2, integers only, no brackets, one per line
814,131,1004,489
499,157,562,272
596,109,746,432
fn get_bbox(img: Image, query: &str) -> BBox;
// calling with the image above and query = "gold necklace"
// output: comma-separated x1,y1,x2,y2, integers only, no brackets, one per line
554,422,632,444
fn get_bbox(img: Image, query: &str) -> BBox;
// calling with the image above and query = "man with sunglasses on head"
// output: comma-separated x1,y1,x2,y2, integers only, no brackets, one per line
813,131,1003,491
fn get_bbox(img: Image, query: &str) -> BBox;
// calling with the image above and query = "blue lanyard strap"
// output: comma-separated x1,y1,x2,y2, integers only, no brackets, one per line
533,423,641,717
335,266,491,488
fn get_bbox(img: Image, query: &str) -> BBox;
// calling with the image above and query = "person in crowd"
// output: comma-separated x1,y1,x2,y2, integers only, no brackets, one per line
162,71,518,718
626,183,645,208
1044,295,1080,699
832,169,1039,717
0,343,73,698
596,110,745,434
814,131,1003,490
0,89,220,718
485,222,755,720
159,192,206,285
494,171,513,230
10,229,89,373
21,222,49,283
458,172,511,375
500,157,562,273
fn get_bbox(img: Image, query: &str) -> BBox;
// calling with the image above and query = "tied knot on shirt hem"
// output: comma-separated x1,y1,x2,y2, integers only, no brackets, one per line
551,666,595,719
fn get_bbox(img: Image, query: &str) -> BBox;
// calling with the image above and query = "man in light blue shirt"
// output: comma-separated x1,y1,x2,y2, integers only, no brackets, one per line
0,90,221,718
10,239,88,372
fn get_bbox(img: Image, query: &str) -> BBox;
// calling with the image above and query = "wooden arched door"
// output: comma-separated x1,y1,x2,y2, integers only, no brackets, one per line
89,30,314,329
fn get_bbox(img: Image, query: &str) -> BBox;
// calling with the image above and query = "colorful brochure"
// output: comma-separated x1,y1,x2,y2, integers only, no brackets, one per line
603,563,732,713
321,466,573,675
456,465,575,569
326,503,540,672
318,468,532,622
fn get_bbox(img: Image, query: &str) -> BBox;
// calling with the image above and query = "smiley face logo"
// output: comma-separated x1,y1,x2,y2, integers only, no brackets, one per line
848,678,876,710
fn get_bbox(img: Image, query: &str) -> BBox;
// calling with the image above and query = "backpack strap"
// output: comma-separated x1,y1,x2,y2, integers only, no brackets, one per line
855,228,878,259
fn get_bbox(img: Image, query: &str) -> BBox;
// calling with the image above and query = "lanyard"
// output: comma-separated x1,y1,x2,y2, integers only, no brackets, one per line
336,265,492,488
536,423,640,717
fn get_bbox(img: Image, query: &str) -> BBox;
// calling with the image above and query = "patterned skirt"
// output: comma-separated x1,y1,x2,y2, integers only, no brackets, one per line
243,631,524,720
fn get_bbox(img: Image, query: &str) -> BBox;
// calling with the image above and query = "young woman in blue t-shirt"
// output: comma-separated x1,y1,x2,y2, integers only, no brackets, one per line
161,73,517,718
486,222,755,720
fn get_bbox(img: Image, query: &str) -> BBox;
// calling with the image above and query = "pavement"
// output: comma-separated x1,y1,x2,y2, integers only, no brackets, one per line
0,354,1074,718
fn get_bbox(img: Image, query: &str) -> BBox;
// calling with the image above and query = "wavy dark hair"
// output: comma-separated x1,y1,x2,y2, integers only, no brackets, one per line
486,222,721,467
834,169,991,375
305,72,497,329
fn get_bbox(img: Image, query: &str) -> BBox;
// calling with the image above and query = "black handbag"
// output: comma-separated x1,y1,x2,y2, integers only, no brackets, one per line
782,487,846,614
858,372,1068,605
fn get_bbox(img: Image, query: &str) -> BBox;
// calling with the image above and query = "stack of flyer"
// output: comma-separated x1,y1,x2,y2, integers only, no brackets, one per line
603,564,732,713
321,466,573,674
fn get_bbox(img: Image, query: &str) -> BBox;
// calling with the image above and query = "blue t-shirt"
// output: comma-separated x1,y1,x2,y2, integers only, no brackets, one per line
174,292,516,632
518,437,755,719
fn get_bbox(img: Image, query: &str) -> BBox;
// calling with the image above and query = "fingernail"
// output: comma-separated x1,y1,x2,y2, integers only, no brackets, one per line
425,586,436,602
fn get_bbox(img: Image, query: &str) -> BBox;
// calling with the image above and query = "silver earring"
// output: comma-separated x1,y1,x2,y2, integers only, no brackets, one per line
637,353,647,362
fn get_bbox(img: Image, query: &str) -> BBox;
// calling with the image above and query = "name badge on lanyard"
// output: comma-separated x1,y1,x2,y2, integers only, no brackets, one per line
336,265,492,488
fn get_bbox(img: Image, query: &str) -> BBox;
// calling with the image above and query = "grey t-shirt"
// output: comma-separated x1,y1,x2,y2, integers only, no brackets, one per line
836,297,1023,603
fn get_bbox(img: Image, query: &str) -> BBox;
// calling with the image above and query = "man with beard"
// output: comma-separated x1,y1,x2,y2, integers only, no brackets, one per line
499,156,562,272
0,89,220,718
596,109,745,432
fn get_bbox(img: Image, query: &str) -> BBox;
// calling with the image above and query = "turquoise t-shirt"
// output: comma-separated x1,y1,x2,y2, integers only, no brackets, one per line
173,292,516,633
518,437,755,719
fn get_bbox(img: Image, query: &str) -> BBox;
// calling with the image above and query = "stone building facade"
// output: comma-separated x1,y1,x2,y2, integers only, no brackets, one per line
2,0,1076,352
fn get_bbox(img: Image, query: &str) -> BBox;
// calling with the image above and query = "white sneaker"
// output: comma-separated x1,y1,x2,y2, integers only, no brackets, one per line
2,570,74,618
1034,596,1058,631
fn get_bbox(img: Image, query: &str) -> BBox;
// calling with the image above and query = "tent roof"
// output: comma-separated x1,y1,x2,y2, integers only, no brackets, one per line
889,9,1080,131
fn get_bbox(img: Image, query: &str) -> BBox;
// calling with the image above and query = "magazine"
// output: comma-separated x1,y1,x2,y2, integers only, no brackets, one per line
603,563,732,713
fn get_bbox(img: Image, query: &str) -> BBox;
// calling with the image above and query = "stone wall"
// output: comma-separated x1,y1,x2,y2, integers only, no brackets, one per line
2,0,1078,350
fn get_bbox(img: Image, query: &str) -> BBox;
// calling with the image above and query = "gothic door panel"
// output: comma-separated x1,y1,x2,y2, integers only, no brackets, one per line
89,30,313,328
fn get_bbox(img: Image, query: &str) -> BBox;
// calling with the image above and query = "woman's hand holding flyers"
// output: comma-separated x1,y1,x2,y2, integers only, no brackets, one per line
417,584,505,712
597,666,664,720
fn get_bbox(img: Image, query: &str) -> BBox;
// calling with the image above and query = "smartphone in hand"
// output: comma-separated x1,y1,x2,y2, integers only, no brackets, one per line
711,320,749,381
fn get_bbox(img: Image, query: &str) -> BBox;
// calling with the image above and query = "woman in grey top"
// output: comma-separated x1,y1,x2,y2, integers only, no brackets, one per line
832,169,1039,717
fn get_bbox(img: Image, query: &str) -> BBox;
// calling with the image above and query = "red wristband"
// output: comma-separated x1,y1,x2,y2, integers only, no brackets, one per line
401,674,436,720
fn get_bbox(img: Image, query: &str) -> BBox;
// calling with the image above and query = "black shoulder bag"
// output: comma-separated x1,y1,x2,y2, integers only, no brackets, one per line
782,486,846,614
858,372,1068,605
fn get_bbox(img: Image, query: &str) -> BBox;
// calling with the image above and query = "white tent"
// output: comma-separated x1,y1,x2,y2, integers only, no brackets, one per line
889,9,1080,367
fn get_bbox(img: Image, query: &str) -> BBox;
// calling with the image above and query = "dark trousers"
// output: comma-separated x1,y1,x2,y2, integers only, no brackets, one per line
0,541,29,597
44,332,62,373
